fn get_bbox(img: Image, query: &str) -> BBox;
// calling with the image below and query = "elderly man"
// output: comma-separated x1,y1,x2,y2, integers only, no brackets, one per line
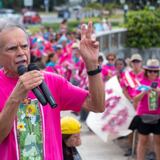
0,19,105,160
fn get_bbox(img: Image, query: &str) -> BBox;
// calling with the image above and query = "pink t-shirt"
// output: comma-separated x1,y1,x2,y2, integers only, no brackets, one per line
122,70,144,98
0,69,88,160
102,64,116,81
136,77,160,115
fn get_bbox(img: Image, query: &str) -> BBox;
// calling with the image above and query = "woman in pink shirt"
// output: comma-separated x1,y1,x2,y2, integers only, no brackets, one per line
122,53,144,104
130,59,160,160
102,53,116,81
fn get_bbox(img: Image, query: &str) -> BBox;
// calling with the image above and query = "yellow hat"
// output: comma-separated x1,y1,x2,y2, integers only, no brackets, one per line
61,116,81,134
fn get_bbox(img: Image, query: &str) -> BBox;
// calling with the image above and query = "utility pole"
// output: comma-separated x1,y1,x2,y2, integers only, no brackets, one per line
44,0,49,12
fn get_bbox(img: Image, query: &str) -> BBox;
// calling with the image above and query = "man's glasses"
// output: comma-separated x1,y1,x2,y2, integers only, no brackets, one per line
147,70,159,73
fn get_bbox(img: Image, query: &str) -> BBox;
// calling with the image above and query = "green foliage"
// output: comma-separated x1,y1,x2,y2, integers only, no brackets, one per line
124,9,160,48
104,3,120,15
85,2,103,10
85,2,121,16
2,0,22,10
1,0,66,11
104,3,119,11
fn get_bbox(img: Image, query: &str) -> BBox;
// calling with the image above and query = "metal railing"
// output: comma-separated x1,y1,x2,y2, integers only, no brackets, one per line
96,28,160,61
96,28,127,53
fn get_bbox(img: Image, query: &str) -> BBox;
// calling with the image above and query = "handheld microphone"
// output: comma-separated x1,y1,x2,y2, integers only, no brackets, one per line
17,65,47,106
28,63,57,108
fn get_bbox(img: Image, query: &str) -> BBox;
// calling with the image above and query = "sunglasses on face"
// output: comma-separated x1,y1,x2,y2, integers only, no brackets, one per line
108,58,115,61
132,60,141,63
147,70,159,73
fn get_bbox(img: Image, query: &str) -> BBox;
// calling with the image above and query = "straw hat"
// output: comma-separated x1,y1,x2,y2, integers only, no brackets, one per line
130,53,142,61
143,59,160,70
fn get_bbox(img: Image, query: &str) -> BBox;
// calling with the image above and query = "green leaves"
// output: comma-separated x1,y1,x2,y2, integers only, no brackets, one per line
124,9,160,48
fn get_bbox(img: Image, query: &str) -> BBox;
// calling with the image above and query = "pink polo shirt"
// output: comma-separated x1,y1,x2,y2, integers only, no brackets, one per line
122,70,144,98
0,69,88,160
136,77,160,115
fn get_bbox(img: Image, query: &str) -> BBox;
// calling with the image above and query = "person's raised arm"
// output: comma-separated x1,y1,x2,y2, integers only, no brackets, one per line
79,21,105,113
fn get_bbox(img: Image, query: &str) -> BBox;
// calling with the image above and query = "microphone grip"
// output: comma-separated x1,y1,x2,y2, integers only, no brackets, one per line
39,82,57,108
32,87,47,106
17,65,47,106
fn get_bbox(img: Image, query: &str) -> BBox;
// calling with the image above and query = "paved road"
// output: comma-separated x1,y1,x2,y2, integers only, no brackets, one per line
61,111,130,160
77,122,129,160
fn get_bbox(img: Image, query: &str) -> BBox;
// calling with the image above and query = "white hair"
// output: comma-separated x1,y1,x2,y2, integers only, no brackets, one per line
0,18,29,46
0,18,26,31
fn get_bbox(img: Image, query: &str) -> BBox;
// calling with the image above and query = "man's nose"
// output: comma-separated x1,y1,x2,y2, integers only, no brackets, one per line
16,46,25,56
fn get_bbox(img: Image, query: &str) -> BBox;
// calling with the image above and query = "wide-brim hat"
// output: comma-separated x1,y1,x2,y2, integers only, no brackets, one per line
130,53,142,61
143,59,160,70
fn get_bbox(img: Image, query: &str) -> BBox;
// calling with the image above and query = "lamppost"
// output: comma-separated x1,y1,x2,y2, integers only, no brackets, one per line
120,0,128,23
124,3,128,23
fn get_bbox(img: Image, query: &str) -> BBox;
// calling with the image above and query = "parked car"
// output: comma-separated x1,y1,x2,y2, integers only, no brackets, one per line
54,6,71,18
68,5,82,12
0,8,22,24
23,11,41,24
58,9,70,18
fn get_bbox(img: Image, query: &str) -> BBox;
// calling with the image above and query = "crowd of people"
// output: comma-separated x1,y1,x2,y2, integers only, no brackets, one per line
101,52,160,160
0,16,159,160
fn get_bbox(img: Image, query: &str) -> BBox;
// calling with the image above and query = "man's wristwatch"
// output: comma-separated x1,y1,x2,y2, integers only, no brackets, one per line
87,65,102,76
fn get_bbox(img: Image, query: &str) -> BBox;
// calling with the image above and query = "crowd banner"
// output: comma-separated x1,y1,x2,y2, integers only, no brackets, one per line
86,76,135,142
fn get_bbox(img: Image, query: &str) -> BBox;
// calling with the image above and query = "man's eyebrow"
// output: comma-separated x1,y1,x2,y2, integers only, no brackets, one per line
7,45,18,49
5,44,17,49
6,42,28,48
